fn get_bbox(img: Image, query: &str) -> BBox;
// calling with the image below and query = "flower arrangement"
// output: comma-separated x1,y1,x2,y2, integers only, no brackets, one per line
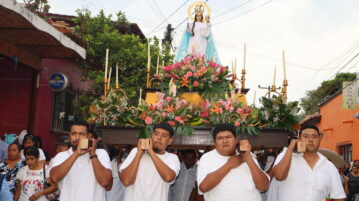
137,93,196,137
86,54,301,137
87,91,265,136
87,91,137,127
158,54,230,99
260,95,301,131
201,97,262,135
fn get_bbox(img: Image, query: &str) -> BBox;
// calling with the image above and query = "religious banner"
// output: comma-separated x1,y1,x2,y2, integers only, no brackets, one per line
342,81,356,110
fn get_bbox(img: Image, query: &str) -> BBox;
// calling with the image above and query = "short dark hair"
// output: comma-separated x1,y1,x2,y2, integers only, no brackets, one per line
153,122,174,137
183,149,196,156
299,125,320,136
88,129,98,139
23,134,37,147
71,120,89,132
212,123,236,140
24,146,39,158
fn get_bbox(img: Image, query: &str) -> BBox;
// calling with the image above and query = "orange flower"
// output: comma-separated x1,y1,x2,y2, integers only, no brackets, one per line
148,105,156,111
181,77,189,87
140,111,147,120
165,105,175,112
210,103,221,114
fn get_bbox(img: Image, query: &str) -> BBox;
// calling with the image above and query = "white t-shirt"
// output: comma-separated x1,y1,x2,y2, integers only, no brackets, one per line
168,162,197,201
106,159,126,201
16,165,49,201
119,148,180,201
267,149,346,201
197,149,266,201
21,148,46,161
51,149,112,201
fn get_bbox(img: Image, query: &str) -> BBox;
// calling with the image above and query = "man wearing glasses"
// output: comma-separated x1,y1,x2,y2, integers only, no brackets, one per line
269,125,346,201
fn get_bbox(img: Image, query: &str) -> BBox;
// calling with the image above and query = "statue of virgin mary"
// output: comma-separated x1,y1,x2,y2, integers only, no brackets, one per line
175,2,220,63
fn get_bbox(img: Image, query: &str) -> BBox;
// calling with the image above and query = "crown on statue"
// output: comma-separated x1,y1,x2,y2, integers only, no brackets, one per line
195,5,204,16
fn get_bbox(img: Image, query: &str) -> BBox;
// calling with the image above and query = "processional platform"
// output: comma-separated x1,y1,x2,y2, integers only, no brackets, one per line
100,127,291,149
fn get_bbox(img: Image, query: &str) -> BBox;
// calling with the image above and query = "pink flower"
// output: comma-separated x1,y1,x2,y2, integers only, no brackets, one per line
193,81,199,87
234,121,241,127
220,66,226,73
168,121,175,126
161,112,167,118
200,110,209,118
171,72,179,79
186,71,193,78
163,65,172,72
236,108,244,114
165,96,172,102
245,108,251,113
190,66,196,71
229,106,234,112
175,116,184,124
208,60,216,67
145,117,152,125
165,73,171,78
175,116,182,122
200,66,207,72
194,72,198,77
181,100,189,107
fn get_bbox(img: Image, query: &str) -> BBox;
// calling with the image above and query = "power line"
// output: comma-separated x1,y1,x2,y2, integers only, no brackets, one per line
213,0,253,19
327,52,359,80
146,0,190,37
152,0,167,22
213,0,275,26
146,0,166,22
215,41,322,71
321,44,359,81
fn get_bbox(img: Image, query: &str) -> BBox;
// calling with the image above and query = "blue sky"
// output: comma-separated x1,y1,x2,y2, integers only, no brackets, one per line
50,0,359,105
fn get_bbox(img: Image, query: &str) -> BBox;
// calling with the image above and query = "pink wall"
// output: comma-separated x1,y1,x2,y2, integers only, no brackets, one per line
0,58,34,135
34,58,90,156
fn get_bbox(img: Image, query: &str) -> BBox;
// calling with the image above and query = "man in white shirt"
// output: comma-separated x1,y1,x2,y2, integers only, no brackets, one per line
197,123,269,201
270,125,346,201
120,123,180,201
50,121,113,201
169,150,198,201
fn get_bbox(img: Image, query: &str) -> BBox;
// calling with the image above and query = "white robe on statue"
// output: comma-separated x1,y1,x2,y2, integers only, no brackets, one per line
187,21,211,55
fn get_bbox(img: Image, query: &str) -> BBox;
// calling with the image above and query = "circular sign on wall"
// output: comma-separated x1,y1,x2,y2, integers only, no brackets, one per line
49,73,68,91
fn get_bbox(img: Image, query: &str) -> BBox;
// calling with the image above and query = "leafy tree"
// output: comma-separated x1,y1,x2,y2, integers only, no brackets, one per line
23,0,50,14
300,72,356,115
72,9,174,119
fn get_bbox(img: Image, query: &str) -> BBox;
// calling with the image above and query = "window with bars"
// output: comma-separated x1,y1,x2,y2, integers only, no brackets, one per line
339,144,352,163
51,88,77,134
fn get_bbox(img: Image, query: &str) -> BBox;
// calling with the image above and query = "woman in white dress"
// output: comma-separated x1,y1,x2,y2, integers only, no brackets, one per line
14,146,57,201
187,14,211,55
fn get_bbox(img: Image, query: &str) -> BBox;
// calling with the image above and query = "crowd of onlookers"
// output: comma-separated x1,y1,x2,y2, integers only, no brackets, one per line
0,122,358,201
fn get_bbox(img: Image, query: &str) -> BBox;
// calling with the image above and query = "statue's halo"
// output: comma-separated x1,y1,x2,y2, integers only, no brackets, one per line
188,1,211,22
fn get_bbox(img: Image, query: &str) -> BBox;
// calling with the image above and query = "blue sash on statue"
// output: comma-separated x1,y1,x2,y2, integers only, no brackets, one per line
175,30,221,64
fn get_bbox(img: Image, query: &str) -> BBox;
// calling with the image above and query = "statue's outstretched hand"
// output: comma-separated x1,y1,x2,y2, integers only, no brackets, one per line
206,15,210,22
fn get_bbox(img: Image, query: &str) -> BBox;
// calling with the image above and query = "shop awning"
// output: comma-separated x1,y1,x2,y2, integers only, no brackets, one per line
0,0,86,69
